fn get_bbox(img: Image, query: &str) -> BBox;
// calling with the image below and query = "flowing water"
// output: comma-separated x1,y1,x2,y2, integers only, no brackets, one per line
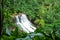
14,14,36,33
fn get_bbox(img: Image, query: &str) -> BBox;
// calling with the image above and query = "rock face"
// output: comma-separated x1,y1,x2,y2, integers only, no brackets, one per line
14,14,36,33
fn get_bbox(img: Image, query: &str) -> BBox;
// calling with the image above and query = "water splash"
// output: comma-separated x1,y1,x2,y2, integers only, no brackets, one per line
14,14,36,33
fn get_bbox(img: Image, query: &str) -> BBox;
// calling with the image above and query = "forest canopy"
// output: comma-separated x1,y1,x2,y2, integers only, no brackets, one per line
0,0,60,40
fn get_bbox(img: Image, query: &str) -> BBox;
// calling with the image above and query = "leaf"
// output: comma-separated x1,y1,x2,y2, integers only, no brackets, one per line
6,27,11,35
39,19,45,26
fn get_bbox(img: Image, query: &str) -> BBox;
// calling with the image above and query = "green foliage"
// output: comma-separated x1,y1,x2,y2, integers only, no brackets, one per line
1,0,60,40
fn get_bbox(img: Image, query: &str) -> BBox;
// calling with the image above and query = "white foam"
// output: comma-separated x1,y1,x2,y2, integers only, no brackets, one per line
14,14,36,33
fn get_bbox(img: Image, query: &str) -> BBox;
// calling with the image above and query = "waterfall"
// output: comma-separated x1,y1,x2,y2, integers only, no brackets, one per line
14,14,36,33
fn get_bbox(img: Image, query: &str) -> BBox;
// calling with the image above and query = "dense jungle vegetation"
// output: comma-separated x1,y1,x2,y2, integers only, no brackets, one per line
0,0,60,40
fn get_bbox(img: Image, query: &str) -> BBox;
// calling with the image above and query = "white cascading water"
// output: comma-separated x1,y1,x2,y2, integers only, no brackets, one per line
14,14,36,33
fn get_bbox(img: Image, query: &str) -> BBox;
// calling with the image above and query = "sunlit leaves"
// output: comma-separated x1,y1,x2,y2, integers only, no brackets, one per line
39,19,45,26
